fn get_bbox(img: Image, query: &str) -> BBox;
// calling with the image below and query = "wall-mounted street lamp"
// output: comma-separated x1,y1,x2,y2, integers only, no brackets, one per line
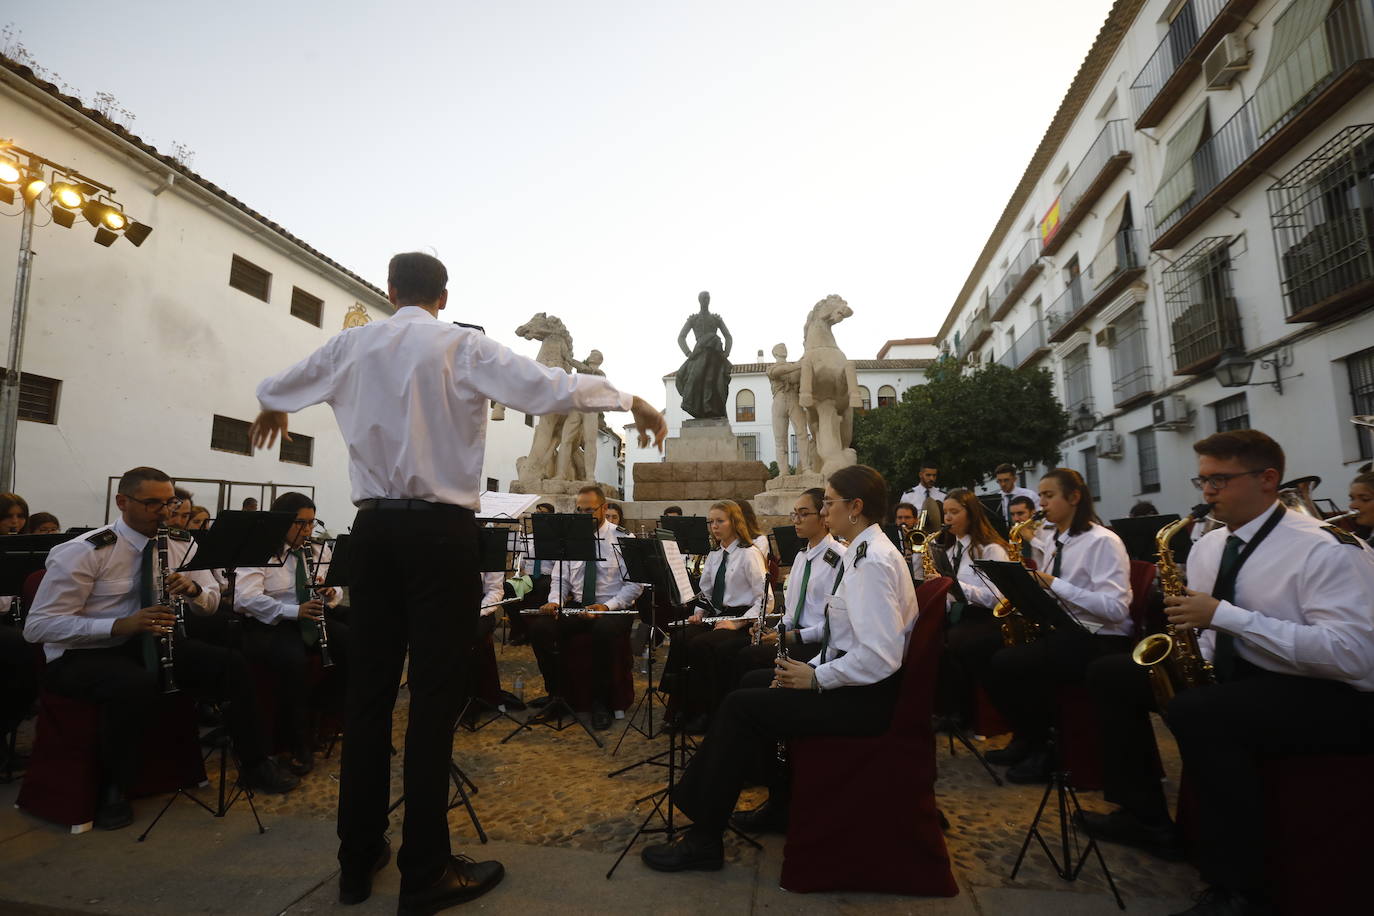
1214,345,1300,396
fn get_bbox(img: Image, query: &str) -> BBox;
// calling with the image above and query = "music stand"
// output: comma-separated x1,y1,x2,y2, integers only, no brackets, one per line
882,523,905,552
608,537,679,757
503,512,604,748
0,533,79,624
658,515,710,556
972,560,1083,635
457,526,524,732
770,525,804,567
1109,514,1185,564
979,494,1012,539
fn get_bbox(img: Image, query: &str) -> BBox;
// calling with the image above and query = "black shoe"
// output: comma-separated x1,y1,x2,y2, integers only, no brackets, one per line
1077,809,1186,862
684,713,709,735
731,801,788,835
592,704,612,731
338,842,390,905
94,785,133,831
240,757,300,794
284,748,315,777
1170,885,1273,916
397,855,504,914
641,829,725,872
984,737,1032,766
528,695,552,709
1005,749,1052,785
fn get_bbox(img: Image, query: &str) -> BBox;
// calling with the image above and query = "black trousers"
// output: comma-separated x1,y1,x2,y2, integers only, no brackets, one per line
527,612,632,707
183,605,240,648
460,613,496,705
984,630,1133,745
241,615,350,756
662,623,751,718
1165,663,1374,893
1085,652,1169,820
43,635,268,790
937,605,1002,723
730,639,820,689
507,575,550,643
1,623,37,734
675,670,901,833
336,504,480,893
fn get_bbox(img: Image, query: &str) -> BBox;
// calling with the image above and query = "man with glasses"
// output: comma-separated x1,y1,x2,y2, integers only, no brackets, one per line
237,491,349,776
531,485,643,730
24,466,298,830
1082,431,1374,915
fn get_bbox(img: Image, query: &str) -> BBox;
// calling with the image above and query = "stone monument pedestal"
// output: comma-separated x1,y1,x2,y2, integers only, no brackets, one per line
508,478,622,513
752,471,827,516
667,417,744,462
633,460,770,504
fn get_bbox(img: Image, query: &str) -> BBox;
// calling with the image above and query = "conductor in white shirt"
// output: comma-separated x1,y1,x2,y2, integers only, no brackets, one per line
251,252,667,912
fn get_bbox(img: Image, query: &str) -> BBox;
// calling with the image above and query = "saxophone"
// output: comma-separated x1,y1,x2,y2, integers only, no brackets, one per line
1131,504,1215,710
993,510,1045,646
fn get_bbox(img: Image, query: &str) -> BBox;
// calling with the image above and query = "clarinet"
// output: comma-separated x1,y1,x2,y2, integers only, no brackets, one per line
774,621,790,764
154,526,180,694
305,535,335,668
752,559,770,646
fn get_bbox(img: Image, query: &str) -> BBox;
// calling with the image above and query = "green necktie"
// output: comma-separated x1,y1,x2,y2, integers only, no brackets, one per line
948,542,968,624
138,540,159,673
294,548,321,647
1210,535,1245,681
581,556,598,606
1051,535,1064,577
711,548,728,607
792,558,813,627
818,563,846,658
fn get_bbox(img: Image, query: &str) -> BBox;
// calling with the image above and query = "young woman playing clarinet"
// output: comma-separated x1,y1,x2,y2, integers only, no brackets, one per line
983,467,1133,784
642,465,918,866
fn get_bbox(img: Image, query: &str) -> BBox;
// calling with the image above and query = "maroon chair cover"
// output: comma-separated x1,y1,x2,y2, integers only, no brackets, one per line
252,654,334,755
1127,560,1157,638
561,627,635,713
780,577,959,896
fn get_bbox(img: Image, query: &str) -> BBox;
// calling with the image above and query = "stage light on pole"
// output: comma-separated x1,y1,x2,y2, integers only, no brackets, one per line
0,156,20,184
82,199,127,231
52,181,84,210
93,226,119,247
123,219,153,247
21,169,45,205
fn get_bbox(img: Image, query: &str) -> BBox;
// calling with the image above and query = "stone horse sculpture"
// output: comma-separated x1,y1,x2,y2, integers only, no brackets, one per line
513,312,578,483
798,294,859,475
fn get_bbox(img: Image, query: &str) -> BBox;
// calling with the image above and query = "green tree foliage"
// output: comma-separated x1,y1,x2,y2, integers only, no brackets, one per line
853,360,1069,496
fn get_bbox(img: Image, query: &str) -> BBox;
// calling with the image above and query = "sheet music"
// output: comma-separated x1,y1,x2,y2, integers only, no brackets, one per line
478,491,540,519
661,540,696,606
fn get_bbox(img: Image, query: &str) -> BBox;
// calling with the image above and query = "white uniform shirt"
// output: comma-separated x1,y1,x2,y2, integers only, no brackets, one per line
1192,501,1374,690
899,484,946,511
24,520,221,661
256,307,632,510
698,539,773,618
481,571,506,615
993,486,1039,522
1030,522,1133,636
784,534,845,645
237,543,342,625
950,535,1008,610
547,519,643,610
812,523,919,689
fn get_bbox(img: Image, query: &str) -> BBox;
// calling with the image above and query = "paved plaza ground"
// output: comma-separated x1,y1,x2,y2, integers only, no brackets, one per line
1,641,1201,914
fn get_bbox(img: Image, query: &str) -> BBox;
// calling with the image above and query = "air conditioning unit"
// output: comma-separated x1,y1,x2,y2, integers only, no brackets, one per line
1204,33,1250,89
1095,326,1116,348
1096,430,1125,458
1151,395,1192,430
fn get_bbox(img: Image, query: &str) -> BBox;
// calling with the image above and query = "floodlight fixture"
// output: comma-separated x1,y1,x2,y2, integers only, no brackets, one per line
51,181,84,210
0,156,20,184
123,219,153,247
93,226,119,247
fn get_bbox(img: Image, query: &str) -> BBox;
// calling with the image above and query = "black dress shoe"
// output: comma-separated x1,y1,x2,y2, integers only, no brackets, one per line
984,737,1032,766
94,785,133,831
1077,809,1186,862
397,855,504,915
641,829,725,872
731,801,788,835
1170,885,1273,915
240,757,300,794
338,842,391,905
591,705,612,731
1005,749,1053,785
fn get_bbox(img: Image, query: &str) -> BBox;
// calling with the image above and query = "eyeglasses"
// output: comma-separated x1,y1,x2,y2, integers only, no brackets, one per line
573,506,598,514
790,510,818,520
1190,469,1266,491
289,518,316,528
820,497,852,508
128,497,183,512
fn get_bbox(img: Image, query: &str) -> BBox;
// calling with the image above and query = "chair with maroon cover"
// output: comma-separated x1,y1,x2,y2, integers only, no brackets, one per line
561,626,635,714
779,577,959,896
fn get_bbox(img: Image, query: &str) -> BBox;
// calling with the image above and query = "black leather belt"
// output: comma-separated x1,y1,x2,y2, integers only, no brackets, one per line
356,498,471,513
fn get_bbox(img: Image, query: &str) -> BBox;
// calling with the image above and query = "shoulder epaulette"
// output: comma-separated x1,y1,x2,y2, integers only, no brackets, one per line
823,548,841,567
88,529,117,549
1322,525,1363,548
853,541,869,566
615,525,628,534
168,528,193,542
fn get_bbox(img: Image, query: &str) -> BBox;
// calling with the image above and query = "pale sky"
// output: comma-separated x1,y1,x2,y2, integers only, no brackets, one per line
7,0,1113,406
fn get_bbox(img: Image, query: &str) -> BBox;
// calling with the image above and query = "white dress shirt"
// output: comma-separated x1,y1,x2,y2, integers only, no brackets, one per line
256,306,633,510
1030,522,1133,635
784,534,845,645
237,543,342,626
547,519,643,610
1191,501,1374,690
993,486,1039,522
481,571,506,615
949,535,1008,610
698,539,773,618
899,484,946,510
812,523,919,689
24,520,221,661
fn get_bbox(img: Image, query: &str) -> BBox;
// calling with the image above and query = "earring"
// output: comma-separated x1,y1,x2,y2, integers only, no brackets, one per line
847,514,858,525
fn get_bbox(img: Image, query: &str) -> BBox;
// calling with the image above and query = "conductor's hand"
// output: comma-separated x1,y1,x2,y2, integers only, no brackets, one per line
772,657,816,690
1164,589,1220,630
630,397,669,452
249,410,291,450
539,602,560,616
112,606,177,638
297,600,325,622
166,572,202,598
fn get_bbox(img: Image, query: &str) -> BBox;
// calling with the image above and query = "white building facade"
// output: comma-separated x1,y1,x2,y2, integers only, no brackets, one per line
932,0,1374,521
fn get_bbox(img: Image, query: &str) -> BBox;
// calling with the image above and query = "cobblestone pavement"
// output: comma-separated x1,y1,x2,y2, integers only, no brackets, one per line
245,636,1202,904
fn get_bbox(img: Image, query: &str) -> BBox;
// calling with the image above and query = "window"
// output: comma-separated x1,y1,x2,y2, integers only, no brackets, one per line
1154,102,1209,223
1062,344,1093,414
1135,428,1161,493
1349,347,1374,458
877,385,897,407
1081,447,1101,502
279,432,313,466
1212,393,1250,432
1163,236,1242,374
735,389,756,423
290,287,324,327
486,477,499,492
738,434,759,462
857,386,872,411
1108,304,1152,405
228,255,271,301
211,415,252,455
0,369,61,424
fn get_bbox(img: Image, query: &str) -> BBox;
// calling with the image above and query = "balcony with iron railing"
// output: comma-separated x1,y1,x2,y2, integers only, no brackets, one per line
1147,0,1374,251
996,346,1018,369
966,305,992,353
1047,228,1146,343
1130,0,1260,129
1045,275,1084,342
1014,319,1050,368
1042,120,1133,257
988,237,1044,321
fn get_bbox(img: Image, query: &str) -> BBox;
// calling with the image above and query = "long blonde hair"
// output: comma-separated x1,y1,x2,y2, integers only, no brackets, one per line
709,499,751,547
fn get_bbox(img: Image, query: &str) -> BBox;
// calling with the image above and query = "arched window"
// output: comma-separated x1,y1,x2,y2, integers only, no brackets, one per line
857,385,872,411
735,388,756,423
877,385,897,407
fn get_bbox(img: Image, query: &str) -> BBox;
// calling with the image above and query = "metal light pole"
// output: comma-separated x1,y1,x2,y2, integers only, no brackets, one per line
0,192,36,493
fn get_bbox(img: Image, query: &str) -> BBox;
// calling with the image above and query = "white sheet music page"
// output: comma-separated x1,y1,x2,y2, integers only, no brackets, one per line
660,540,696,606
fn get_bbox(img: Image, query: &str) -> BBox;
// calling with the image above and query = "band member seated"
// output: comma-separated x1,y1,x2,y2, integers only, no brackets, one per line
935,488,1009,727
642,465,918,867
25,512,61,535
604,502,626,528
1007,495,1036,527
23,466,298,829
507,503,555,646
661,499,771,734
1349,470,1374,546
530,485,642,730
1092,432,1374,916
237,491,350,776
732,488,842,685
983,467,1133,784
992,463,1038,526
1,493,36,766
187,506,212,531
0,492,28,535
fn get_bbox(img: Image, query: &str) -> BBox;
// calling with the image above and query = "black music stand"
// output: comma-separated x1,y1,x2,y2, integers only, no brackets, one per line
658,515,710,556
457,526,524,732
503,512,604,748
1109,514,1187,564
771,525,804,566
971,559,1123,907
608,537,679,757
